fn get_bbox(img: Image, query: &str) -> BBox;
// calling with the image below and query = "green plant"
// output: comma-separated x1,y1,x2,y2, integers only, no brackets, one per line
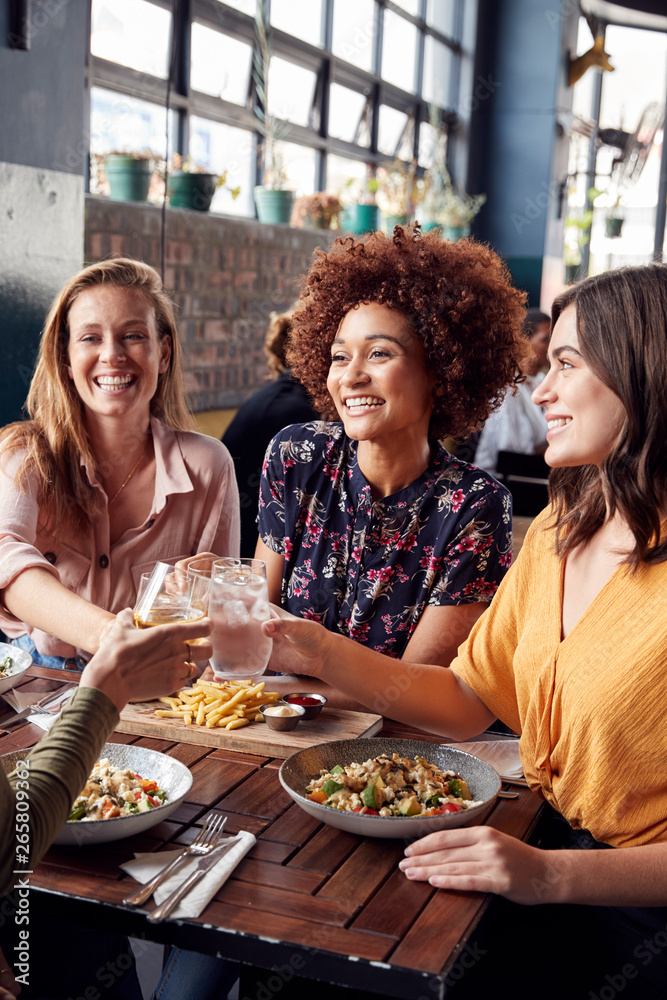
421,105,485,227
375,159,424,217
341,172,379,206
563,186,602,266
253,0,290,189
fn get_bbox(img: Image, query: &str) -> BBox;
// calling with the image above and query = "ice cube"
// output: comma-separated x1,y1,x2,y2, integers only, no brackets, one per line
251,599,270,620
224,600,249,627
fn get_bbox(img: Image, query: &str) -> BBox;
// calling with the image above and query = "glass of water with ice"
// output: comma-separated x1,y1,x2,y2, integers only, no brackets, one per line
208,558,273,680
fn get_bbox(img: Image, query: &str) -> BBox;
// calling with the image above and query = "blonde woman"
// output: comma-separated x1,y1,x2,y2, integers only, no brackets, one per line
0,258,239,668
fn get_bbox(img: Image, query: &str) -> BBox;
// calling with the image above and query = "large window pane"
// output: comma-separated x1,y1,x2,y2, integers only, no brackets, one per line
378,105,409,156
273,140,317,196
329,84,369,145
190,117,254,217
422,36,453,105
271,0,322,47
90,87,173,157
268,57,317,127
426,0,457,37
381,9,418,93
327,155,370,200
332,0,375,72
190,23,252,104
91,0,171,79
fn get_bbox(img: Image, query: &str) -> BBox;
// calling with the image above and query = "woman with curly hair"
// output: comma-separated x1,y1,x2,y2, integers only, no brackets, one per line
0,257,239,668
252,225,528,685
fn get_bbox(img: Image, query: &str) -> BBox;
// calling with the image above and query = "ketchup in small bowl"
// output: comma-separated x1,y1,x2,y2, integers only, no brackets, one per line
284,692,327,720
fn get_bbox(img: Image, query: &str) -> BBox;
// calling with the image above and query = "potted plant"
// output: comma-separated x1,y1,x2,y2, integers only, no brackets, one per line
605,195,624,238
252,1,294,224
375,159,424,232
90,149,156,203
340,173,380,234
291,192,342,230
165,154,241,213
422,165,485,240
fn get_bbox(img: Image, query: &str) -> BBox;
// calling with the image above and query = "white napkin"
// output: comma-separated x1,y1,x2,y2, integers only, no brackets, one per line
28,689,75,730
120,830,256,918
446,739,524,779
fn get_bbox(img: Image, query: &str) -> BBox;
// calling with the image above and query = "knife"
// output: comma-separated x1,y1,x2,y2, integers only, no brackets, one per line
147,835,242,923
0,707,33,732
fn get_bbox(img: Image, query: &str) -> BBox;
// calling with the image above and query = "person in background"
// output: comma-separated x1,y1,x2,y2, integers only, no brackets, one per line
263,263,667,999
473,307,550,478
0,258,239,668
0,610,211,999
222,306,318,557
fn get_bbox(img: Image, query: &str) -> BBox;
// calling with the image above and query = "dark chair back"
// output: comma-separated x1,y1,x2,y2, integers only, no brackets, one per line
496,450,550,517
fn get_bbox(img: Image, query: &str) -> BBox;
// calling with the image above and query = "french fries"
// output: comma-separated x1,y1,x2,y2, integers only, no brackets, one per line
154,679,280,729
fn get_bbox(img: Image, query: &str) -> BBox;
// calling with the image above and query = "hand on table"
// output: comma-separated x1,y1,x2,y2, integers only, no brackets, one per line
399,826,554,906
0,946,20,998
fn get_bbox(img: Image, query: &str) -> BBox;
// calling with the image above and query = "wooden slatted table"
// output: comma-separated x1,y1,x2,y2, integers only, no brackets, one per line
1,668,544,999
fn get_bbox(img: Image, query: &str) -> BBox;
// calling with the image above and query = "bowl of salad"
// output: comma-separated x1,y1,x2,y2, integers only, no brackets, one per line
279,738,501,839
1,742,193,845
0,643,32,695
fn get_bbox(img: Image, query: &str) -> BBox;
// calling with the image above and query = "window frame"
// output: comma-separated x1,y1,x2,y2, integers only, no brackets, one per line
86,0,473,201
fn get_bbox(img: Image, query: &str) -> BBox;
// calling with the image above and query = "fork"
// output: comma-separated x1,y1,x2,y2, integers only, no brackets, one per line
123,813,227,907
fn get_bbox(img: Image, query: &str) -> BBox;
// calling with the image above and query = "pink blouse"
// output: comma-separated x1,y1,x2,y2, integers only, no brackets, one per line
0,418,240,659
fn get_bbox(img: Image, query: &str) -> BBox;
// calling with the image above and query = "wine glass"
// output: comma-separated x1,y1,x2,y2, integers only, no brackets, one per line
133,565,206,629
208,558,273,680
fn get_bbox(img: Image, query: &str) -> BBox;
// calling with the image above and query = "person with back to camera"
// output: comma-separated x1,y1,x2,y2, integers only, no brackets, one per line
222,305,318,557
0,257,240,670
0,610,212,1000
473,306,551,478
263,263,667,999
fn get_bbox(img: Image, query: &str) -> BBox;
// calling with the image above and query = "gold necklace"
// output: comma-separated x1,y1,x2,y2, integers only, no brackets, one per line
107,447,146,508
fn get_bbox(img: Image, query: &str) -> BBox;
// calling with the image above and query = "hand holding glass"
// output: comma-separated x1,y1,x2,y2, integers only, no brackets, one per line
208,558,272,680
133,567,206,629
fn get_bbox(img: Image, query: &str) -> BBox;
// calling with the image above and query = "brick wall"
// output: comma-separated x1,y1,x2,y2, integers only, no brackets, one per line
84,196,333,413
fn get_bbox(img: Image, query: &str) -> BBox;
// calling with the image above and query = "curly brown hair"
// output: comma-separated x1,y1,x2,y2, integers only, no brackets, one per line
286,226,530,440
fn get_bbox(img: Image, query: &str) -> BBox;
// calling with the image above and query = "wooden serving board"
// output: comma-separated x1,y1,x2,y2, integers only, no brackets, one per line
117,701,383,758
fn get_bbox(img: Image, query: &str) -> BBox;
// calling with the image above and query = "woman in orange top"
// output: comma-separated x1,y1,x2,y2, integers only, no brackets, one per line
263,263,667,998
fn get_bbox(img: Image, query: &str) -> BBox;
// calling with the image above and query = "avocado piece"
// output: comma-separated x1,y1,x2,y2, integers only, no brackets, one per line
448,778,472,800
361,784,380,809
399,795,422,816
329,765,344,775
321,778,343,797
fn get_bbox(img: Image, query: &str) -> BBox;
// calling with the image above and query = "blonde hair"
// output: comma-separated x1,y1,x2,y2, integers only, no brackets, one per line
0,258,195,529
263,307,297,378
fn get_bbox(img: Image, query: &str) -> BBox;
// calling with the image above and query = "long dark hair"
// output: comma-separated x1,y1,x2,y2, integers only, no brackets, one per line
549,263,667,567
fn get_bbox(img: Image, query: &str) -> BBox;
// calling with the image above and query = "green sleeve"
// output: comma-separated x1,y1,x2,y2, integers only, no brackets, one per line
0,686,119,895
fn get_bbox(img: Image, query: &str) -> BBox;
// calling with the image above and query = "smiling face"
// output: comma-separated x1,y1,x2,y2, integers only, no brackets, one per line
66,285,171,430
531,304,626,469
326,302,435,450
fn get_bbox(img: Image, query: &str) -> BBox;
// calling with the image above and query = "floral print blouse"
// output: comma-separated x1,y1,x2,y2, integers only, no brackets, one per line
258,422,512,658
